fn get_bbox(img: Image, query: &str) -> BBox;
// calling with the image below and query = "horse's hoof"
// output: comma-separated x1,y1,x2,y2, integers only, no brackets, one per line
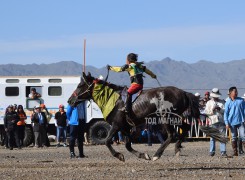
175,148,181,155
153,156,160,161
115,153,125,162
175,151,180,157
144,153,151,160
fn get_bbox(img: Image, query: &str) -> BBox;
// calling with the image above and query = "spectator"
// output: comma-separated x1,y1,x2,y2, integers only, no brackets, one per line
40,104,51,123
13,104,18,112
200,91,210,108
203,91,210,103
31,105,48,148
204,88,227,156
194,92,201,99
55,104,67,147
1,108,9,149
67,102,87,159
112,131,124,145
40,104,51,147
145,124,164,146
4,105,20,150
29,88,41,99
236,93,245,154
242,93,245,100
195,92,208,124
17,105,27,147
224,87,245,156
225,90,230,102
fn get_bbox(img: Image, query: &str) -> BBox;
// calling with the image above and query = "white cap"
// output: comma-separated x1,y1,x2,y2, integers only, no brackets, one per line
195,92,200,97
98,75,104,80
35,105,41,109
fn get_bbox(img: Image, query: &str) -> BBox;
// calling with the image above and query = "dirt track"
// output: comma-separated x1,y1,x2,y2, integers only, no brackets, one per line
0,141,245,180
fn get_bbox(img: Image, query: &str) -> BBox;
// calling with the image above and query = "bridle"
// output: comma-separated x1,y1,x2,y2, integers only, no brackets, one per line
72,69,110,105
72,77,94,105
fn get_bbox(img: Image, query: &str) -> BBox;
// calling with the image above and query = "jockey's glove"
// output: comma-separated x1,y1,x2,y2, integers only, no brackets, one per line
107,64,111,70
151,74,157,79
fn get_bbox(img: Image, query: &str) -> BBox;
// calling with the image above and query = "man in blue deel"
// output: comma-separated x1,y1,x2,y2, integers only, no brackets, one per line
67,101,87,159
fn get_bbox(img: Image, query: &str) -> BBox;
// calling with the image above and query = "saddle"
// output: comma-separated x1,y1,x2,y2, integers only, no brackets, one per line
120,87,143,127
121,86,143,104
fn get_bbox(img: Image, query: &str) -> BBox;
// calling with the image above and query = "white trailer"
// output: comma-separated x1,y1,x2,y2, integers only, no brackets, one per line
0,76,110,146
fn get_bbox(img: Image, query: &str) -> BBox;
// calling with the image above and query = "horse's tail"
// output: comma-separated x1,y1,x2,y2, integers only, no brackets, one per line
185,92,200,119
199,126,228,143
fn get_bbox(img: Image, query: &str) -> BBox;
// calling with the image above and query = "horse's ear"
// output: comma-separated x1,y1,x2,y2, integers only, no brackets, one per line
86,72,95,82
87,72,91,78
82,72,87,81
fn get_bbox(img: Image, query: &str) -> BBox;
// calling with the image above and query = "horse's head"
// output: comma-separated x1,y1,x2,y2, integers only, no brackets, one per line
67,72,95,106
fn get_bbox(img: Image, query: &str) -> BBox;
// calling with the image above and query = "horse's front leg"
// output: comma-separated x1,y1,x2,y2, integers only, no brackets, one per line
105,125,125,162
123,130,151,160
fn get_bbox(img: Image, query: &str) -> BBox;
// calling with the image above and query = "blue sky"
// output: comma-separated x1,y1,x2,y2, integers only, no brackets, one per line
1,0,245,67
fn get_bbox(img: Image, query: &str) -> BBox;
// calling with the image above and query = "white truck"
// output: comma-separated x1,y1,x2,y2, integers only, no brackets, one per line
0,76,111,146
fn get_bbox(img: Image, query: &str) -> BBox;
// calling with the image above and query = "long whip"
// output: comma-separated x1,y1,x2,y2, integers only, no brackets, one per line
156,78,162,87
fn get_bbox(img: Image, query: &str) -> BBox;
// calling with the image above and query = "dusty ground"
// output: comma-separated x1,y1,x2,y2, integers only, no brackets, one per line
0,141,245,180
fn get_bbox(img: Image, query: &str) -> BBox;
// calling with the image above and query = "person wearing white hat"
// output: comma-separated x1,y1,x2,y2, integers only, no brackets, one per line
204,88,227,156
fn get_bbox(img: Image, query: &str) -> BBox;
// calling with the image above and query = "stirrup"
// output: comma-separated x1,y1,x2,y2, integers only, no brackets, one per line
126,116,135,127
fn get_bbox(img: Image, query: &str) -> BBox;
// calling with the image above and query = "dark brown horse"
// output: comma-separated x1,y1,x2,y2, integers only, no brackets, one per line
68,72,203,161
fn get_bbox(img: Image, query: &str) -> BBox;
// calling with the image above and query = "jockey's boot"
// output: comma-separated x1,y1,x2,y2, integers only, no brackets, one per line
119,93,132,114
232,140,238,156
239,139,244,154
125,94,132,114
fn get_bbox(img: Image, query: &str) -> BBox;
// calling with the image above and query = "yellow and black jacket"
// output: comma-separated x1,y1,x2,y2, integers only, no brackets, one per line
109,62,156,85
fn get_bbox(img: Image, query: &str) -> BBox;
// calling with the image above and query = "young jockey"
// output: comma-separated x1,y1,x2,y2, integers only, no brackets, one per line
107,53,157,117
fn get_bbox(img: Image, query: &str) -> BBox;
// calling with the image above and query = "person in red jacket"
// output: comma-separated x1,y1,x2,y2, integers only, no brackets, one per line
17,105,27,147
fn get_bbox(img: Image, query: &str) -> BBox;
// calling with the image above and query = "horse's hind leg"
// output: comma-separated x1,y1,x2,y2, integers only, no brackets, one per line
152,125,173,161
123,129,151,160
175,122,190,155
175,140,182,156
105,125,125,162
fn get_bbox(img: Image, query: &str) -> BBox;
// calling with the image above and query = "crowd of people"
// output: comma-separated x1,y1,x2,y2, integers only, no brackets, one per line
3,104,26,150
2,100,87,158
3,104,49,149
195,86,245,156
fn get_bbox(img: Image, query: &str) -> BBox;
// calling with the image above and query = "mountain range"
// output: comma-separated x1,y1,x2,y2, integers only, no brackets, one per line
1,58,245,96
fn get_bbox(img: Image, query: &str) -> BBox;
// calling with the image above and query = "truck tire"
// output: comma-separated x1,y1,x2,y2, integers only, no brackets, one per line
89,121,111,145
23,126,34,147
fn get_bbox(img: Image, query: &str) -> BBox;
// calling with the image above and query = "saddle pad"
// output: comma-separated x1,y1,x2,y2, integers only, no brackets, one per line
92,83,120,120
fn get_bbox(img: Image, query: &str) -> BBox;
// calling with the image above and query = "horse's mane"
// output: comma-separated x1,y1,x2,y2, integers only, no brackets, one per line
93,79,126,92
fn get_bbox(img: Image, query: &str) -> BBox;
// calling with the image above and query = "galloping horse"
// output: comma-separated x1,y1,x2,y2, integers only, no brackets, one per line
68,72,200,161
